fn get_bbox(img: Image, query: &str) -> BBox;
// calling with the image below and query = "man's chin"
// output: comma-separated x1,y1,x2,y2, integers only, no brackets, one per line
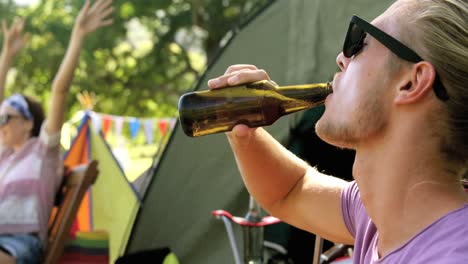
315,121,355,150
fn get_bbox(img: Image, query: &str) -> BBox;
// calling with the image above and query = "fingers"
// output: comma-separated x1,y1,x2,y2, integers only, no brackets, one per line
97,5,114,23
208,66,270,89
75,0,113,35
80,0,91,14
11,18,21,38
96,0,113,24
101,0,113,11
89,0,114,25
99,18,114,28
229,124,255,139
209,64,269,138
87,0,100,15
224,64,258,74
16,17,25,35
2,18,28,53
91,0,111,13
88,0,112,18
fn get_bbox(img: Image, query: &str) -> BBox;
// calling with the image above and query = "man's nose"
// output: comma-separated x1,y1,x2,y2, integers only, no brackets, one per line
336,52,350,71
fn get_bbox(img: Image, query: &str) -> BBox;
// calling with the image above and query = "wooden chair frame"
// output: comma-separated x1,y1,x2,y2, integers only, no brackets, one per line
44,160,99,264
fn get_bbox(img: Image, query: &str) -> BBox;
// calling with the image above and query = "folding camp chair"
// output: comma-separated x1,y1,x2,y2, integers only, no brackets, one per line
44,160,99,264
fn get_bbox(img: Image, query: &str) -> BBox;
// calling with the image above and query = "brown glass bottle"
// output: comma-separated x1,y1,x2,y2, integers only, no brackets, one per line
178,80,332,137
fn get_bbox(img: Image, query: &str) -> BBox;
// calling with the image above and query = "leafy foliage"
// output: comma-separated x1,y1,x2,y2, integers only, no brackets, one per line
0,0,270,118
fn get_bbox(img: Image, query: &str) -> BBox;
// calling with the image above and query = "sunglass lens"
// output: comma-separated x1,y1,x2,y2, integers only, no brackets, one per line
343,23,365,57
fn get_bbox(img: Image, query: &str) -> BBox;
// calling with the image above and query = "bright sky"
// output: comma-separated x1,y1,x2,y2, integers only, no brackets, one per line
14,0,39,6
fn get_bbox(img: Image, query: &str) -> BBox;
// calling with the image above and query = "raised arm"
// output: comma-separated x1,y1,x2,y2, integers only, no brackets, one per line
208,65,354,244
0,18,29,102
46,0,113,134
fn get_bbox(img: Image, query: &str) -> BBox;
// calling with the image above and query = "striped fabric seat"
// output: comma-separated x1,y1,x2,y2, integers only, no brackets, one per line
58,231,109,264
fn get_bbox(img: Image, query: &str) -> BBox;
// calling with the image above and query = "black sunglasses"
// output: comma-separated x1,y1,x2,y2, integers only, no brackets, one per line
343,15,449,101
0,114,23,126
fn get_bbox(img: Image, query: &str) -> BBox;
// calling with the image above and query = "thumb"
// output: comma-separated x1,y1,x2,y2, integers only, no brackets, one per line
228,124,256,141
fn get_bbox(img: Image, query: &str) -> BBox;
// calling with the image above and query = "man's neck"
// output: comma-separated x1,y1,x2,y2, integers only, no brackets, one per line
353,126,467,257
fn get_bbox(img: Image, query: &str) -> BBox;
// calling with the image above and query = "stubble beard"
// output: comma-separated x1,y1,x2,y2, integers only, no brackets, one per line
315,90,388,150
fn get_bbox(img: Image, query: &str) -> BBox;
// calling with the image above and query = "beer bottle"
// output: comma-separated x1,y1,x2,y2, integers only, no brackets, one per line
178,80,332,137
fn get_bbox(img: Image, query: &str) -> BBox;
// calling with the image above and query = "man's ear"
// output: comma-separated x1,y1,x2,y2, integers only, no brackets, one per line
394,61,436,105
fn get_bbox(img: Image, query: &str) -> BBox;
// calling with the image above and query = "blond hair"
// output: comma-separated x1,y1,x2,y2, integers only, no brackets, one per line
397,0,468,167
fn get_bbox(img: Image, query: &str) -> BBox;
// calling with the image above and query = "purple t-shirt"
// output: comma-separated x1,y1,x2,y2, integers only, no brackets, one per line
341,181,468,263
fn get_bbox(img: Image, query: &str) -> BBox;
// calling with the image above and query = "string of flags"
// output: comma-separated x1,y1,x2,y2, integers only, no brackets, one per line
87,111,177,144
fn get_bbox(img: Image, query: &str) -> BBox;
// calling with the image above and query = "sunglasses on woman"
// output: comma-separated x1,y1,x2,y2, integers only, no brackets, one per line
342,15,449,101
0,114,23,126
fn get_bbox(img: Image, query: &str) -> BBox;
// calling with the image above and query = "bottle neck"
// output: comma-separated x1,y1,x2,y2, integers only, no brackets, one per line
275,82,332,114
276,82,331,98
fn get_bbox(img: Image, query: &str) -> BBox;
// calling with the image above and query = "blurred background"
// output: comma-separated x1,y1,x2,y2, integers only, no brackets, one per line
0,0,391,263
0,0,270,180
1,0,270,117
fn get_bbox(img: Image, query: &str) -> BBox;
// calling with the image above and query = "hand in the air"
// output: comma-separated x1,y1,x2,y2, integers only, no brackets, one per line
1,18,29,59
73,0,113,37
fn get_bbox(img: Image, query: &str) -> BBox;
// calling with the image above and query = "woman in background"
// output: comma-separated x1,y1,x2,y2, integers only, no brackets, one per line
0,1,113,263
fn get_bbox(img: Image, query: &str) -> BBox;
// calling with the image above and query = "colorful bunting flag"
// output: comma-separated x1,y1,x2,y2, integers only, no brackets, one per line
102,115,112,138
169,118,177,130
71,111,177,145
90,112,102,134
158,119,169,138
143,119,154,144
114,117,124,138
129,118,140,140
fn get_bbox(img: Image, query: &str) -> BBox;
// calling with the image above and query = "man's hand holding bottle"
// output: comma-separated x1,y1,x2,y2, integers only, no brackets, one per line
207,64,271,139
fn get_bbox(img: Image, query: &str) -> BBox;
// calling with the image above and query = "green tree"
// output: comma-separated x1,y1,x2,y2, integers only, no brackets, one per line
0,0,270,118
